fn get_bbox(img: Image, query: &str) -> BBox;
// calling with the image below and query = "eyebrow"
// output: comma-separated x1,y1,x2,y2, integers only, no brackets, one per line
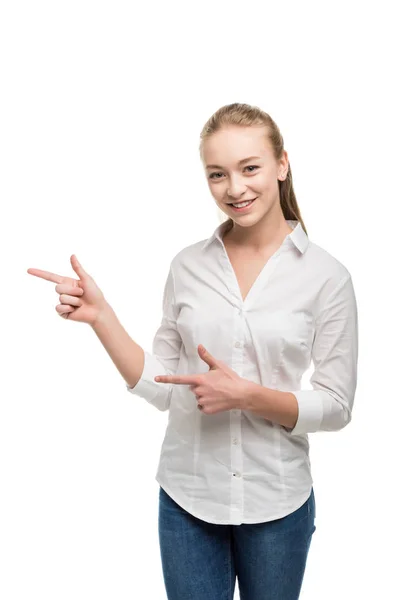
205,156,262,169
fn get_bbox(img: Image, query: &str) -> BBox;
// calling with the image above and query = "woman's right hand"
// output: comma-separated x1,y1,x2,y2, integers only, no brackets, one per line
27,254,109,326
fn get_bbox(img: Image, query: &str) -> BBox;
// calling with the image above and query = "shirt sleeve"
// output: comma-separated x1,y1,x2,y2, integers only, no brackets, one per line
126,264,182,412
286,274,358,436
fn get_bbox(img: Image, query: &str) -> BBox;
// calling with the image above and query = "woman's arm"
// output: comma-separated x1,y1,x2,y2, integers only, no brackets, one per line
243,275,359,435
124,265,182,411
91,304,145,389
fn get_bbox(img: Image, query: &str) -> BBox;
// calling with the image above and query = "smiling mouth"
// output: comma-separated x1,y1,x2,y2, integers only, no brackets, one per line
227,197,257,205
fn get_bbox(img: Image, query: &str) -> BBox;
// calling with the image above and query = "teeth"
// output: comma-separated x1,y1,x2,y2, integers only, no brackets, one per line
232,199,253,208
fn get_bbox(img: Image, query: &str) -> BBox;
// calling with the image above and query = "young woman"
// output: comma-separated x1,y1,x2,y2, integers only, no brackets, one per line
27,103,358,600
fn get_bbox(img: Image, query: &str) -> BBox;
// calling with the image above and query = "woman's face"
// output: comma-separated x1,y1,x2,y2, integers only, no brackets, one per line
202,126,288,225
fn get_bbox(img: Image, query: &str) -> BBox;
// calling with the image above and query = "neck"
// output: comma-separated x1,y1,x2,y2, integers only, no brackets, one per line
223,213,294,253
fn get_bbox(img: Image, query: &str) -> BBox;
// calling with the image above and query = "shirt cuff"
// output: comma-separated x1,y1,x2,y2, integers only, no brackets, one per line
285,390,325,436
126,350,172,412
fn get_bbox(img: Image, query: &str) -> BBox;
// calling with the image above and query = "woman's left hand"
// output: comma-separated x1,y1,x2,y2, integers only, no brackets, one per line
154,344,248,414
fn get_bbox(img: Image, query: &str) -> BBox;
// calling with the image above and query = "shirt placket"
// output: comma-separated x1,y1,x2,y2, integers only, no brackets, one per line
229,304,246,524
219,238,289,524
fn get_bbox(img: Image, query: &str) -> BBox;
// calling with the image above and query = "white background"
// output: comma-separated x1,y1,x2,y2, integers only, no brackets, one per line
1,1,399,598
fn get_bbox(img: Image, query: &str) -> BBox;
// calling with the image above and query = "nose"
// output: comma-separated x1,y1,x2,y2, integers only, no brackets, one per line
227,175,248,200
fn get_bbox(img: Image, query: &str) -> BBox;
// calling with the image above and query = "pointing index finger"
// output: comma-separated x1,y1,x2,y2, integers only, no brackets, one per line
27,268,64,284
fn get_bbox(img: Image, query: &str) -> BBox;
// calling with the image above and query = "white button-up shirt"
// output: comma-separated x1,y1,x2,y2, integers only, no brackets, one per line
127,219,358,525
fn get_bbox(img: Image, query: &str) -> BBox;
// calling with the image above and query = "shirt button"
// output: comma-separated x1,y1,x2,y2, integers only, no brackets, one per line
234,341,241,348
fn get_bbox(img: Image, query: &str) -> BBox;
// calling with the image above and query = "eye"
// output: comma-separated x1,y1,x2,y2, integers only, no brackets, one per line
208,165,260,180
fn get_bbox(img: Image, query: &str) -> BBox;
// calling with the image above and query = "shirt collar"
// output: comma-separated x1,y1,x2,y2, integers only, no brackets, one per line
201,219,309,254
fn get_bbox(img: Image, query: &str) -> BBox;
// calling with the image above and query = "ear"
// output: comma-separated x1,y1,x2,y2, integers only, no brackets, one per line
278,150,289,179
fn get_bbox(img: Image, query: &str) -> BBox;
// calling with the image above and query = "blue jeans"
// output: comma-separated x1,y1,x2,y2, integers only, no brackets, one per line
158,486,316,600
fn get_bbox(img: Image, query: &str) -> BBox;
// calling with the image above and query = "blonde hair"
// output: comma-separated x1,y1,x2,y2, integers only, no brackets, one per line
199,102,307,235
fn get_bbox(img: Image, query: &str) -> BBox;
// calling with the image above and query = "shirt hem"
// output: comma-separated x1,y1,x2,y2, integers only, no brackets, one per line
156,474,313,525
